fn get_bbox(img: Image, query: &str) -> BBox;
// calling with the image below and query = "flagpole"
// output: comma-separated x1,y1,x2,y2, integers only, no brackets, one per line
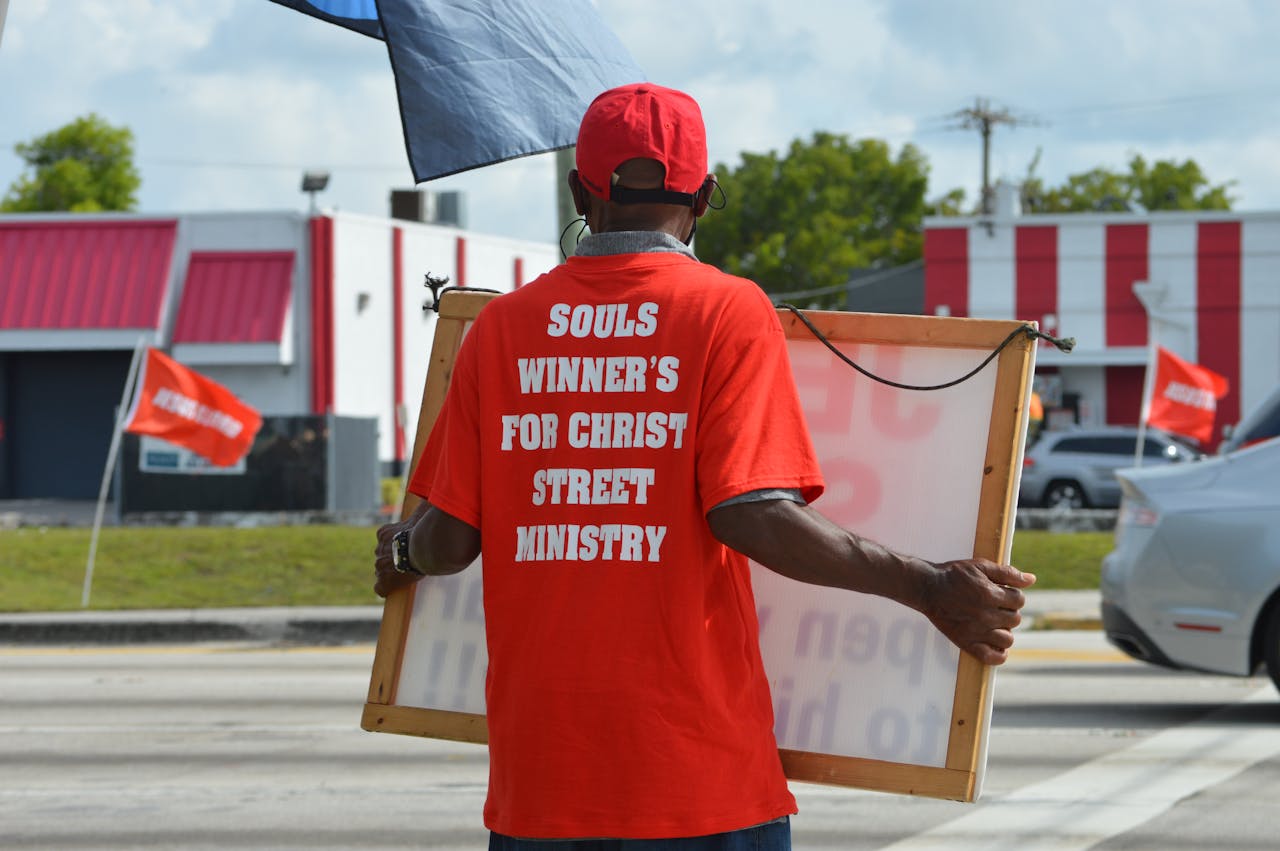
82,339,147,608
1134,319,1160,470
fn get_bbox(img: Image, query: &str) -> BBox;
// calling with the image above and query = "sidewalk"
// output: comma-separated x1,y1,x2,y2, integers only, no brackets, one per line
0,590,1100,646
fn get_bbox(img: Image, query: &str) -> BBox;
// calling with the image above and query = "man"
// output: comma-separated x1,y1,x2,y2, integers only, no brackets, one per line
374,82,1035,850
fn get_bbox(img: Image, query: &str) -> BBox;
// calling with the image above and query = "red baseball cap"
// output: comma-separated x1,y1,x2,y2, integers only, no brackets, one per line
575,83,708,206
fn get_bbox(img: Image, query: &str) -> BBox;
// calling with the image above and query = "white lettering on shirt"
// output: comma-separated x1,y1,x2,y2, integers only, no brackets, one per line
515,524,667,563
545,302,659,339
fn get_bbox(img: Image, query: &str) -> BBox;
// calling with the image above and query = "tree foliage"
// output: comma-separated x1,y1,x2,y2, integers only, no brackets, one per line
698,133,1234,304
925,187,968,217
2,114,141,212
697,133,930,306
1021,154,1233,213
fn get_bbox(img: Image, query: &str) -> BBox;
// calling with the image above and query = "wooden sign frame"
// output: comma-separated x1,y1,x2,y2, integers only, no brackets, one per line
363,289,1035,802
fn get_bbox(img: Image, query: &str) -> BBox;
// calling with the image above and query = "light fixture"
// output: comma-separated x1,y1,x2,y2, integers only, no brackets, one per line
301,170,331,215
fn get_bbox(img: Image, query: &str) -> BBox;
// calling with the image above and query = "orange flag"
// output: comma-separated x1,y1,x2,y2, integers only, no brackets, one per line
123,348,262,467
1146,347,1229,445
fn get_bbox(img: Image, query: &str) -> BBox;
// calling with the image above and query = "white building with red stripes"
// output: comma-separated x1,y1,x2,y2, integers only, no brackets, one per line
0,210,556,500
923,209,1280,445
6,204,1276,499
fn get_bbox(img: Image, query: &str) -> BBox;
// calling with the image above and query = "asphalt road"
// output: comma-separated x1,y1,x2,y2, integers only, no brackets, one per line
3,633,1278,850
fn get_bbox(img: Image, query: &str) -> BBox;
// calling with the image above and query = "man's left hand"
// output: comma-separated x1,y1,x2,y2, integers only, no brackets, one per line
372,507,425,598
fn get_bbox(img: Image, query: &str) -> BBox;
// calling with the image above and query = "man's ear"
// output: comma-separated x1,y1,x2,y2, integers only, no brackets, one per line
568,170,588,215
693,174,716,217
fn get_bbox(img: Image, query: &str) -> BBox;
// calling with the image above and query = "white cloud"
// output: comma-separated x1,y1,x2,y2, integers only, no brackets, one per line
2,0,1278,237
6,0,228,76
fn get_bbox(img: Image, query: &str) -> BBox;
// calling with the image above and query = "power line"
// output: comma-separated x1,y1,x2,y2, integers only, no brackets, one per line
1050,89,1276,118
8,89,1273,180
767,259,924,304
919,88,1279,132
139,157,408,174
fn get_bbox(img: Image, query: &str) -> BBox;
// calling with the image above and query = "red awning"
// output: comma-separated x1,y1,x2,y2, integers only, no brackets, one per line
172,251,295,344
0,219,177,330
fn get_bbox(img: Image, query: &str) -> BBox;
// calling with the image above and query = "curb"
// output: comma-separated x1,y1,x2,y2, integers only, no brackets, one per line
0,613,1105,645
0,616,1102,644
1015,508,1117,532
0,595,1104,646
0,608,382,647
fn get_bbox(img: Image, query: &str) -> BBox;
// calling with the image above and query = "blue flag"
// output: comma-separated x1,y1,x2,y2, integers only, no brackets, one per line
271,0,646,182
270,0,384,38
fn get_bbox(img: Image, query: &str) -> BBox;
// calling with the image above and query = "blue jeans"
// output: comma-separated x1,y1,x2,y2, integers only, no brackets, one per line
488,818,790,851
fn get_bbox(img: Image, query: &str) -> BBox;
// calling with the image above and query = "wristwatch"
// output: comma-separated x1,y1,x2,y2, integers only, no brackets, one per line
391,528,424,576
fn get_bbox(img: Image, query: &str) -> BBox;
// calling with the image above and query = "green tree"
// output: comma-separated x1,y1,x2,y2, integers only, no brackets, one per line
1128,155,1233,210
926,187,968,217
697,132,930,307
1021,154,1232,213
2,114,141,212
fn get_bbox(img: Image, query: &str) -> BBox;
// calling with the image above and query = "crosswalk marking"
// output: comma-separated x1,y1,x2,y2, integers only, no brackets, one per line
879,685,1280,850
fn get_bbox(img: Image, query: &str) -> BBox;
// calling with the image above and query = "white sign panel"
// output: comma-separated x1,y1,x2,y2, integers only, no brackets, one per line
365,294,1034,802
138,435,247,475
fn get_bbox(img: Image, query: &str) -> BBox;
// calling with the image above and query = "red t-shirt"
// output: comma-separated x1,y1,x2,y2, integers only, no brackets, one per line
411,251,824,839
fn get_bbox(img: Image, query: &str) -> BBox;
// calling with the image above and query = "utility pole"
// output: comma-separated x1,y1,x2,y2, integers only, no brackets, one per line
945,98,1039,215
555,147,578,261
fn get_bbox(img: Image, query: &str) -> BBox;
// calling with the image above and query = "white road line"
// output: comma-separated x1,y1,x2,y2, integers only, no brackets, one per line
880,685,1280,851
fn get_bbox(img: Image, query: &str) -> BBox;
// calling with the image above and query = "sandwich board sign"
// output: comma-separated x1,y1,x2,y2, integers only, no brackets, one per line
363,290,1036,801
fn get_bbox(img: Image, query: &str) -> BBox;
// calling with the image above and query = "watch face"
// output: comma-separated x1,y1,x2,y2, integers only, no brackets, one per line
392,530,411,573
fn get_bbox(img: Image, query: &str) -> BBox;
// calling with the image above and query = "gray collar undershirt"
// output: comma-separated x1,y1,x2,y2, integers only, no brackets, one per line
573,230,697,259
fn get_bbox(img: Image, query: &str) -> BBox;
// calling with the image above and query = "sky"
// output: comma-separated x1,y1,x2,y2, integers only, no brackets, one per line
2,0,1279,245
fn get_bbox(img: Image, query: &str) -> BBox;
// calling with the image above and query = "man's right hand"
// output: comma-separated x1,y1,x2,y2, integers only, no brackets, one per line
708,498,1036,666
917,558,1036,666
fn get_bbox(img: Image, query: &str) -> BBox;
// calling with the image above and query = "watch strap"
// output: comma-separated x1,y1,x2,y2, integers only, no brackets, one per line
392,528,424,575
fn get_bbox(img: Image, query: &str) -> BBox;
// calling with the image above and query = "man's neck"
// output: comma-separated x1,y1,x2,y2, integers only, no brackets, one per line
573,230,696,259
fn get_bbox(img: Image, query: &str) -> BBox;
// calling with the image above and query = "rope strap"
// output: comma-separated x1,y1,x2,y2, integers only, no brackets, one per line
779,303,1075,392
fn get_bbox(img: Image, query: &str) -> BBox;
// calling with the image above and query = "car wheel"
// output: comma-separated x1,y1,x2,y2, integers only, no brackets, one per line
1264,604,1280,695
1043,480,1087,510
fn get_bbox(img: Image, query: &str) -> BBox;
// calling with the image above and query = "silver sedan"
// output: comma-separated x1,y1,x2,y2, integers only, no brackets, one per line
1101,436,1280,692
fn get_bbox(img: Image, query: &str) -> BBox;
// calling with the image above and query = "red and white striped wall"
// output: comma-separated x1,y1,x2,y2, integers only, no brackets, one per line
312,212,558,468
924,211,1280,438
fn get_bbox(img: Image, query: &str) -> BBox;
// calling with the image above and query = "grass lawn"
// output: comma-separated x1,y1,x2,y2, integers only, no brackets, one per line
1010,529,1113,590
0,526,383,612
0,526,1112,612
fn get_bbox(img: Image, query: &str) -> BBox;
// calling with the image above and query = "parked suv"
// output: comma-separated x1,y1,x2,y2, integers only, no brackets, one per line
1018,427,1200,509
1218,382,1280,454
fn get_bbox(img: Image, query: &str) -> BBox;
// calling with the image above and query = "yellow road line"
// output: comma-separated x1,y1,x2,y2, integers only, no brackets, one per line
1010,647,1132,663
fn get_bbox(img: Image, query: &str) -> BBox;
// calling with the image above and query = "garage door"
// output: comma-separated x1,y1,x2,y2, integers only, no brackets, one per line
2,351,131,499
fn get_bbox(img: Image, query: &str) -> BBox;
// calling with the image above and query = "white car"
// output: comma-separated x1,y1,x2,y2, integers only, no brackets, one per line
1101,390,1280,692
